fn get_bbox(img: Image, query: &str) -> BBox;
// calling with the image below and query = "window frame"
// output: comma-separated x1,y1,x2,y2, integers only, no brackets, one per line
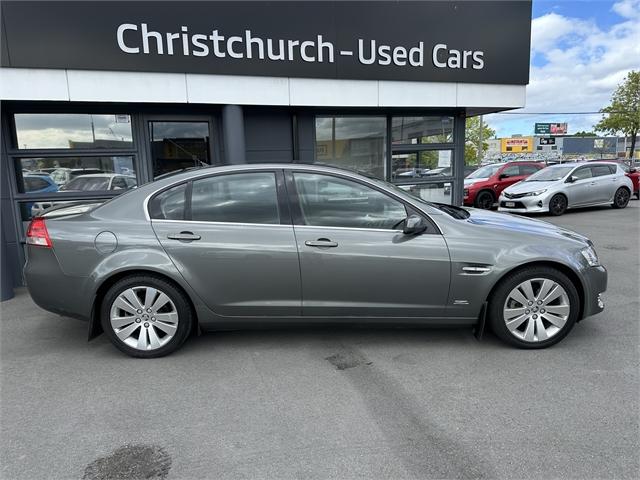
284,169,440,234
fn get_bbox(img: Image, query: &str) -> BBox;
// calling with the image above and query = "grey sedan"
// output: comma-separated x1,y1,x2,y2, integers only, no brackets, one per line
24,164,607,357
498,162,633,216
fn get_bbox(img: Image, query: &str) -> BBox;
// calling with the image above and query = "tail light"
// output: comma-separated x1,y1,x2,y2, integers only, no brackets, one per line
26,217,52,248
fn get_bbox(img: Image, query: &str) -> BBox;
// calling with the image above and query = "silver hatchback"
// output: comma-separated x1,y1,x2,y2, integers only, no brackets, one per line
24,164,607,357
498,162,633,216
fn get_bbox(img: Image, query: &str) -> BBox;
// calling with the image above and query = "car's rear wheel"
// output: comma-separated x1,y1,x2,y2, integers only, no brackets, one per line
548,194,567,216
474,190,495,209
101,275,192,358
612,187,630,209
489,266,579,348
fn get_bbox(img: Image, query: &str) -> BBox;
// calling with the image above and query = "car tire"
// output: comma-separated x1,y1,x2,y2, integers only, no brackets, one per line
474,190,495,210
488,266,579,349
101,275,193,358
548,194,567,216
612,187,630,209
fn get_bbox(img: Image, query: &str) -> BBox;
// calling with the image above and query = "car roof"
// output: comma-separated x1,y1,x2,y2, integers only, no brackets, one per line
68,173,133,179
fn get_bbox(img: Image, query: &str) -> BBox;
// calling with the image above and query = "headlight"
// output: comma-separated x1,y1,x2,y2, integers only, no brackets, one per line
522,189,547,197
580,246,600,267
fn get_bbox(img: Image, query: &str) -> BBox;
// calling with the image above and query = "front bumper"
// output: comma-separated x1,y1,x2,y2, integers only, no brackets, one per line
580,265,607,320
497,194,550,213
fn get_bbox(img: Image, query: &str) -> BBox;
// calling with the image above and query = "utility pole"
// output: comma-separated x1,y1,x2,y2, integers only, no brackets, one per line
478,115,484,166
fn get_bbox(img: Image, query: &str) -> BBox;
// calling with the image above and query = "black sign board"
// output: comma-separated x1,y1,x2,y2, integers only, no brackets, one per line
540,137,556,145
1,1,532,85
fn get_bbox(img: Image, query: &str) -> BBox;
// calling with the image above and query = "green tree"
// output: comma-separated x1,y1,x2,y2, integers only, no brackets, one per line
573,130,596,137
594,70,640,159
465,116,496,165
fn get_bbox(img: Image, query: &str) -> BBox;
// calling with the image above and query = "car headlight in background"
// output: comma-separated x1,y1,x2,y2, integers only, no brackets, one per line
522,189,547,197
580,245,600,267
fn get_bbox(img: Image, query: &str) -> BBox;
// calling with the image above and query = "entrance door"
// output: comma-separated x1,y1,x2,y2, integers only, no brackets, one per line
146,118,214,179
288,171,451,318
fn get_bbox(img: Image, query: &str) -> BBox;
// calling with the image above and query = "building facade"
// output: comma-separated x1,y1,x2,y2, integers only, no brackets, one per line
0,1,532,293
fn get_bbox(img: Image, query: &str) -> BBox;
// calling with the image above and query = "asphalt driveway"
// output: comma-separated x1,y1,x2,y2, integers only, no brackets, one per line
1,202,638,479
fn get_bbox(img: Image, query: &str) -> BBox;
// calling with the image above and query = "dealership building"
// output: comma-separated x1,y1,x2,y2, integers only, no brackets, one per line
0,1,532,295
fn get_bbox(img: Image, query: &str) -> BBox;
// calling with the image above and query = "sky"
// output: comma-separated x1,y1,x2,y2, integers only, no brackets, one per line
486,0,640,138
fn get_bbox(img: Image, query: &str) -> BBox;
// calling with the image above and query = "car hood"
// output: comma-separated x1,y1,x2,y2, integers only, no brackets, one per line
464,208,590,245
504,180,558,194
464,178,488,186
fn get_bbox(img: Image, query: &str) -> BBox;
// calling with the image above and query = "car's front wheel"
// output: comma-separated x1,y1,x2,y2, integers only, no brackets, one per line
101,275,193,358
612,187,630,209
548,194,567,216
474,190,495,209
488,266,579,348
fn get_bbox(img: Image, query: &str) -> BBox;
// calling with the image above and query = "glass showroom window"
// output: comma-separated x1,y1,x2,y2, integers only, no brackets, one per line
315,117,386,179
10,112,138,224
391,116,454,145
14,114,133,149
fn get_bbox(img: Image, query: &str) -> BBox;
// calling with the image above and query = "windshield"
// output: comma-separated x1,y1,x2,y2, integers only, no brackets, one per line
466,164,501,179
61,177,110,191
524,166,573,182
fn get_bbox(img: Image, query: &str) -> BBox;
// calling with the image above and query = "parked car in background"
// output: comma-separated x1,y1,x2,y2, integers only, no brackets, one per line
23,174,59,194
50,168,103,186
24,164,607,357
498,162,633,216
464,162,544,209
588,159,639,199
59,174,137,192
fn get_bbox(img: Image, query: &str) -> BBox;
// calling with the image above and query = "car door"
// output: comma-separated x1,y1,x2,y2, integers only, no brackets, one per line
564,165,594,206
494,165,522,196
288,171,451,318
590,164,618,202
150,170,301,317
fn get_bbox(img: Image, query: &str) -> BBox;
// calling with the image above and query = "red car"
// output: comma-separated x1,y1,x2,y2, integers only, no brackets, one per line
589,159,639,199
463,161,545,209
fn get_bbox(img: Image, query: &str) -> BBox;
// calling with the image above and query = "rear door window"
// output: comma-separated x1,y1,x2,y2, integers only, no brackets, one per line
190,172,280,224
591,165,613,177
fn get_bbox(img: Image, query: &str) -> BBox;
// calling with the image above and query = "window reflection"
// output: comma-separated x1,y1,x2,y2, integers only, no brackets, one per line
397,183,453,205
391,150,453,182
16,156,136,193
392,117,453,144
150,121,211,178
14,114,133,149
315,117,386,179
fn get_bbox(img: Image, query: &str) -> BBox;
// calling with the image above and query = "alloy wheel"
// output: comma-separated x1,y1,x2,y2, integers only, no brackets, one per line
615,188,630,207
109,286,179,351
549,195,567,215
476,192,494,209
502,278,570,342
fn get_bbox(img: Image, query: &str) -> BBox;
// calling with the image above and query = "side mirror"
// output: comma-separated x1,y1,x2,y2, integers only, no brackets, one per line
498,173,508,180
403,214,428,235
566,175,578,183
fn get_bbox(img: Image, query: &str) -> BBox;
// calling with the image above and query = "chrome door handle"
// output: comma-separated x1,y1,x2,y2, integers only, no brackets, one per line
167,231,201,241
589,182,596,185
305,239,338,248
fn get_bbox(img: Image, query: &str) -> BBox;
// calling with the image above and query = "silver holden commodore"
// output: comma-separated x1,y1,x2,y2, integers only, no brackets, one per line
24,164,607,358
498,162,633,216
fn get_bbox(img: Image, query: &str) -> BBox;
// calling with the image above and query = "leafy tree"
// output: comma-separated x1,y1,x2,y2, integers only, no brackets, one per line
573,130,596,137
595,70,640,159
465,116,496,165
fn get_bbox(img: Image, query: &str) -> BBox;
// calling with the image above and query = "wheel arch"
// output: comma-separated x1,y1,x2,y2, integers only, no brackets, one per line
485,260,586,321
88,268,199,340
